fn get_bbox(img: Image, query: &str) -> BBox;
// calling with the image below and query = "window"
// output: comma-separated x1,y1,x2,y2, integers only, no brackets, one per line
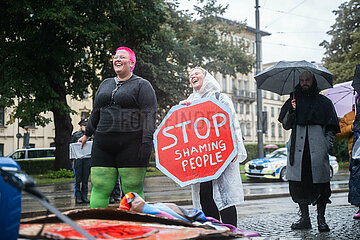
28,149,55,159
240,103,244,114
271,123,275,137
270,92,274,99
246,104,250,114
240,123,245,135
244,81,248,91
0,108,4,127
234,103,238,113
0,144,3,157
238,80,241,90
271,107,274,117
252,41,255,54
262,90,267,98
278,124,283,137
222,77,227,92
11,150,26,160
246,122,251,136
232,78,236,94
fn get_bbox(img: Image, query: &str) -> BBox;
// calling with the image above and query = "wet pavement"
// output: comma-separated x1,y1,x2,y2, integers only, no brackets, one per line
20,170,360,239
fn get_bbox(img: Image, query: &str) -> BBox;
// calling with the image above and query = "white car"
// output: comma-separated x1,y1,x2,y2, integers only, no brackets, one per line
244,148,339,181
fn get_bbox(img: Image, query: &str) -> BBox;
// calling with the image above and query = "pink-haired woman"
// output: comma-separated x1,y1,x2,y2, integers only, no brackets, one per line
78,47,157,208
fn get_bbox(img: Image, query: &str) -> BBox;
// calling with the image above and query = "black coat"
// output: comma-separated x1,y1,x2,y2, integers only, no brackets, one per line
349,105,360,206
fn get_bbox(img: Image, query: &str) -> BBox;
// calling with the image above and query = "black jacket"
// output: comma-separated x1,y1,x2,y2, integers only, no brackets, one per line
85,74,157,144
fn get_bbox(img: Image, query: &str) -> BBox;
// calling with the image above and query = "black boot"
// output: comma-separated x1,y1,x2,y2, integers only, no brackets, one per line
317,203,330,232
291,204,311,229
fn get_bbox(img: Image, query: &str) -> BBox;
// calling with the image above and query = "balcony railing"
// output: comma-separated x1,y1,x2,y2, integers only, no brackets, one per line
232,89,256,102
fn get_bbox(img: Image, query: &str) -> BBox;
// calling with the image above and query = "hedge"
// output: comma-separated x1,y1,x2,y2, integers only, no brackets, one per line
17,159,55,175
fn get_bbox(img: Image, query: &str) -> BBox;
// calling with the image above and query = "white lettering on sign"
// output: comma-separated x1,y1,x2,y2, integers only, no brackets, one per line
194,117,210,139
181,151,223,172
175,120,191,143
161,114,228,151
212,113,226,137
174,140,226,160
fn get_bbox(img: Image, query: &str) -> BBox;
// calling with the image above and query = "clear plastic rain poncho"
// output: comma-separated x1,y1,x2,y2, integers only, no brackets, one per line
184,68,247,211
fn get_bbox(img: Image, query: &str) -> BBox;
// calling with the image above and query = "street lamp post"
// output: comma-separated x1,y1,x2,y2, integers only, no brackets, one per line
255,0,264,158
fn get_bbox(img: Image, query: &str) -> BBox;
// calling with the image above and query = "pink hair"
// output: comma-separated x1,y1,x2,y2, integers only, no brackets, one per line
116,47,136,71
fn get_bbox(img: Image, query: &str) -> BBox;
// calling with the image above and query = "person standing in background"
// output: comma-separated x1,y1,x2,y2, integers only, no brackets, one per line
336,99,356,161
349,94,360,219
278,71,340,232
70,119,91,204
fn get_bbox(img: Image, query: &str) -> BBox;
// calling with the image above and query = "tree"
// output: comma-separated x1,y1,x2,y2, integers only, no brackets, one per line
0,0,166,169
321,0,360,83
0,0,254,169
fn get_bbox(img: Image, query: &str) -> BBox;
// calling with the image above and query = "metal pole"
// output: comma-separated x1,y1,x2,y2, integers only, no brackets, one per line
255,0,264,158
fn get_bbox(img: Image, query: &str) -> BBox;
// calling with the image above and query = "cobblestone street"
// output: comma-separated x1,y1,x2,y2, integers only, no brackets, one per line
236,194,360,239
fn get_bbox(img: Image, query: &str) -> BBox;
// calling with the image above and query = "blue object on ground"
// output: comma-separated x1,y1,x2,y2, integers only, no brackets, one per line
0,157,22,240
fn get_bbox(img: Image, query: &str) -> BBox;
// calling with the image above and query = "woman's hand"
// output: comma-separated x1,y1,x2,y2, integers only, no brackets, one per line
179,100,191,105
78,135,89,149
291,99,296,109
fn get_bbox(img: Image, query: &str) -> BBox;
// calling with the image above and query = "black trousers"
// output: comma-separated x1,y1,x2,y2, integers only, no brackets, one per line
73,158,91,200
200,181,237,226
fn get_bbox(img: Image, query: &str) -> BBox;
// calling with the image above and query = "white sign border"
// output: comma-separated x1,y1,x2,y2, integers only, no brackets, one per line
154,97,238,187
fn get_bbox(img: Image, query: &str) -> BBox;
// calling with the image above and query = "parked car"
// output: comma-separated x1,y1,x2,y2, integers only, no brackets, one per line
244,148,339,181
7,147,55,161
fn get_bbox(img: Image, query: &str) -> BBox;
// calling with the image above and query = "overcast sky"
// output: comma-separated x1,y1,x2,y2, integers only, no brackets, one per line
177,0,344,64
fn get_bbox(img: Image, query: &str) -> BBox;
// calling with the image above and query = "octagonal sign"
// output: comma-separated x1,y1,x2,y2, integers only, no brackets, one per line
154,98,238,187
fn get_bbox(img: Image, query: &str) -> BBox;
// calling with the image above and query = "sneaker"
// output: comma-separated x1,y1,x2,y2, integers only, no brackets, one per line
354,208,360,219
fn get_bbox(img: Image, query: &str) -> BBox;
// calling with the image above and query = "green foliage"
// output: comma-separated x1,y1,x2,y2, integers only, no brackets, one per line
338,161,350,170
44,169,74,179
17,159,54,175
244,143,258,162
0,0,167,169
1,0,255,168
321,0,360,83
329,137,349,162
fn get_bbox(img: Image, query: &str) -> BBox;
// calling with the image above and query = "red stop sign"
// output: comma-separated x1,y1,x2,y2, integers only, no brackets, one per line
154,98,238,187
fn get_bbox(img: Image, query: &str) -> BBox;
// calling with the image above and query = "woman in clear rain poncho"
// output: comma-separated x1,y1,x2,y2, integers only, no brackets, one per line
180,67,247,227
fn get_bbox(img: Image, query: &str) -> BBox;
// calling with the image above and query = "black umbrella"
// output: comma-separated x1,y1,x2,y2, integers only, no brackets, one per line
352,64,360,95
255,60,334,95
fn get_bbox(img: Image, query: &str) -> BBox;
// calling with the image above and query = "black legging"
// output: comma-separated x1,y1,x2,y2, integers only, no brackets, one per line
200,181,237,226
